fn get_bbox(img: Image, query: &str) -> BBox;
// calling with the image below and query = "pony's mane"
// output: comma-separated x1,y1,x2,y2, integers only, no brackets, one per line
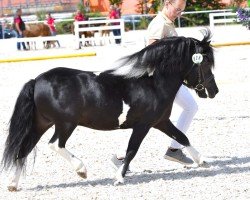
109,28,213,78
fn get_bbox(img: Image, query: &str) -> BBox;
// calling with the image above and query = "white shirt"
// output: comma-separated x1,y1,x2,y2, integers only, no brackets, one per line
147,12,178,44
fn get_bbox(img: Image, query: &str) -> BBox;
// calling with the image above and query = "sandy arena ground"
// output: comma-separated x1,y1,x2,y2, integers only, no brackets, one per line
0,44,249,200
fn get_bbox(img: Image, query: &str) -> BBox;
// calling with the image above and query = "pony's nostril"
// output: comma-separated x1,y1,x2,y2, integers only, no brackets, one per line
216,88,219,94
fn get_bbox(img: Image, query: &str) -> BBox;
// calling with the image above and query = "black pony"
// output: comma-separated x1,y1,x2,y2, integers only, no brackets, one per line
2,30,218,191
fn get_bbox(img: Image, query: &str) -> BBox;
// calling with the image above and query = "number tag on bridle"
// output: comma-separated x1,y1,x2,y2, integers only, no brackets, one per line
192,53,203,64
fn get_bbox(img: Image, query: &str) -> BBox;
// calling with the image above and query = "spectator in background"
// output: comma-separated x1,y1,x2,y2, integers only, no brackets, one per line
46,13,60,48
114,4,121,18
74,10,85,22
109,4,121,44
13,8,27,51
74,10,86,48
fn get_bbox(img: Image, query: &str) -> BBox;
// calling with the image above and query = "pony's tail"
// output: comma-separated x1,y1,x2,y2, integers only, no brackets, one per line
1,79,36,171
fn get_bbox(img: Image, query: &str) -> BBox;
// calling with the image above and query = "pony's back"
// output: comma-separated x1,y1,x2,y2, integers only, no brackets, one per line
23,23,51,37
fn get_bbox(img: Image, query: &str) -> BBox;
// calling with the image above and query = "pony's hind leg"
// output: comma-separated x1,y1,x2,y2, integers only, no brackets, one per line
7,167,22,192
7,112,51,191
48,123,87,179
115,125,150,185
154,120,205,165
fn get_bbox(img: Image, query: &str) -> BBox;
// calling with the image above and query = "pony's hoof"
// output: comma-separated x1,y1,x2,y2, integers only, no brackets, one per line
199,161,210,168
77,171,87,179
7,186,17,192
114,178,124,186
184,165,193,169
76,166,87,179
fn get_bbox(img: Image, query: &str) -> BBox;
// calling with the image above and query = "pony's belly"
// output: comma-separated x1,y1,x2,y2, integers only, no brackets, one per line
79,101,131,130
79,116,120,130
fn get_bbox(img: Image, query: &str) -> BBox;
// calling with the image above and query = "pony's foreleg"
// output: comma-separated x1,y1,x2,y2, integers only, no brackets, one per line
48,140,87,178
114,125,149,185
30,41,36,50
155,120,205,165
185,146,204,165
7,167,22,192
56,40,60,48
26,42,30,50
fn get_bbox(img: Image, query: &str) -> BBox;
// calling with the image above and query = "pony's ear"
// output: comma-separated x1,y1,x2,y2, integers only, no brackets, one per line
200,28,213,45
200,39,211,51
201,38,211,45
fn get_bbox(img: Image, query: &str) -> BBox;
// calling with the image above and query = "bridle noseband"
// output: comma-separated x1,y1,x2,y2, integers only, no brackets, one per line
194,62,214,91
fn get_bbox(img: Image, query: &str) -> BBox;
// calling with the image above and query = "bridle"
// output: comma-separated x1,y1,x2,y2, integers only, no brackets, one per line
194,61,214,91
183,41,214,91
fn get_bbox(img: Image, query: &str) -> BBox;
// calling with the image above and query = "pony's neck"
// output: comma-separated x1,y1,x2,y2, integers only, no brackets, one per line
154,72,183,100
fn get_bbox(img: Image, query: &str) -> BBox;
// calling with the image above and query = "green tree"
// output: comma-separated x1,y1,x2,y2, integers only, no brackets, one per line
186,0,227,11
109,0,123,6
180,0,228,27
77,0,86,14
136,0,145,14
150,0,161,13
228,0,247,8
36,10,46,21
136,0,161,14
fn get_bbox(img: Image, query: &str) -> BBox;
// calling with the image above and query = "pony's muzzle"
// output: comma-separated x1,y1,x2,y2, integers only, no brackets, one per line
203,76,219,99
207,83,219,98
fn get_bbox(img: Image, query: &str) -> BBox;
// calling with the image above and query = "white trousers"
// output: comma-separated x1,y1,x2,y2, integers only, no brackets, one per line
170,85,198,149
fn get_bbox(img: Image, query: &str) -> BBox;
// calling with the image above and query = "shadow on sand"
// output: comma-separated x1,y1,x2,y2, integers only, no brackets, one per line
27,156,250,191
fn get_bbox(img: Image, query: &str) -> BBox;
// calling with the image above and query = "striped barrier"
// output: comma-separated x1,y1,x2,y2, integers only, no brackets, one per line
0,52,96,63
212,41,250,47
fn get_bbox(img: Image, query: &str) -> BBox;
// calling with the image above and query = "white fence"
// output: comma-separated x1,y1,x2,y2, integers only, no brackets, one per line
209,12,238,29
9,35,64,50
74,19,125,48
11,35,61,43
9,19,125,50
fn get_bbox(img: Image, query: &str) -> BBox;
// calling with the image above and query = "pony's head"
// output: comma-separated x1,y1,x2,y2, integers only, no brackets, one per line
183,29,219,98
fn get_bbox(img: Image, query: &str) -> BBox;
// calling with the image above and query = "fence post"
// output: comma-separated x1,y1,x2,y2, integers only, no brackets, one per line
132,15,136,31
209,13,214,29
120,19,125,46
1,20,5,39
177,16,181,28
74,21,80,49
